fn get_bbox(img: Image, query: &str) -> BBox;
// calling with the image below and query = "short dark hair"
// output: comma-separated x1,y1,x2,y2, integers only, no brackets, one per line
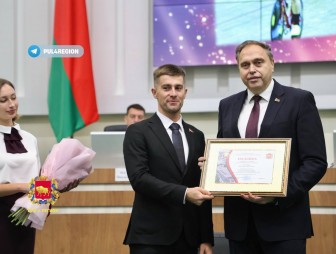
0,78,18,122
235,40,274,63
126,104,145,114
153,64,186,85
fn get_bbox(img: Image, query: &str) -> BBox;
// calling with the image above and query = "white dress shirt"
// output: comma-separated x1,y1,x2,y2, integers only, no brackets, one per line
0,124,40,183
156,112,189,204
238,80,274,138
156,111,189,163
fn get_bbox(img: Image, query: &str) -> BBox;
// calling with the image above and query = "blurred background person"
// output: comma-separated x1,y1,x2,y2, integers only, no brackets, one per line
104,103,146,131
124,103,146,126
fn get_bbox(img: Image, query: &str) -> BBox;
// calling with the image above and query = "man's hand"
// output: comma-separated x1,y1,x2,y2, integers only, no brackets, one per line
241,192,275,205
186,187,214,206
199,242,213,254
198,156,206,169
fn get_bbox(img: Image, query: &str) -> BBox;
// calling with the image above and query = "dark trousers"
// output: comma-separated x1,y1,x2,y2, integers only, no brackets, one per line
229,217,306,254
0,194,36,254
130,232,197,254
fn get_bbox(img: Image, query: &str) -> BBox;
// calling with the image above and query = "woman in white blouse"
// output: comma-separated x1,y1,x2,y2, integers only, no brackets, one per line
0,78,40,254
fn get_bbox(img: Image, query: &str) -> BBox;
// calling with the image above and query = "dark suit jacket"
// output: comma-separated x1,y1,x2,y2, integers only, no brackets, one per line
218,80,327,241
104,125,127,132
123,113,214,247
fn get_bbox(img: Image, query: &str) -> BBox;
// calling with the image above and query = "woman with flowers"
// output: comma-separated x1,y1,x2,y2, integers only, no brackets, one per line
0,78,40,254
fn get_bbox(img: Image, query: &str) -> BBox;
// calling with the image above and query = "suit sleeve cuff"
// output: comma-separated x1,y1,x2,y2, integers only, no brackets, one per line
183,188,188,204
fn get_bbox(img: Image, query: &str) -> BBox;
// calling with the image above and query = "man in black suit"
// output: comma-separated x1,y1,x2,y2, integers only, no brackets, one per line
217,40,327,253
123,64,214,254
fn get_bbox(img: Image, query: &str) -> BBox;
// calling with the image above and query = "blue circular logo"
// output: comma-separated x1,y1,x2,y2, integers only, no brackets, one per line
28,45,41,58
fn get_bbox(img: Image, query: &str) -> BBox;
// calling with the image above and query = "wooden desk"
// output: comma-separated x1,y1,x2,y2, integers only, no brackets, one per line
35,168,336,254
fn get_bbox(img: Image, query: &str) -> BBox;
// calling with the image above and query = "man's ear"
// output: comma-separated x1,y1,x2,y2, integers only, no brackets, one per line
151,88,157,98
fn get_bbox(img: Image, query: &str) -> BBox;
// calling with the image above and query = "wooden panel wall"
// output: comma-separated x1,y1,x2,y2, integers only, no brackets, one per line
35,168,336,254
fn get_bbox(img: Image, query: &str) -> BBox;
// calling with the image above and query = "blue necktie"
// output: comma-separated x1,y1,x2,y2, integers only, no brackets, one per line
169,123,186,171
245,95,262,138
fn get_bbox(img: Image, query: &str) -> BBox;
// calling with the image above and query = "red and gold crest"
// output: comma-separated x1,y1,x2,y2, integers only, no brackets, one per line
35,179,51,199
28,176,59,205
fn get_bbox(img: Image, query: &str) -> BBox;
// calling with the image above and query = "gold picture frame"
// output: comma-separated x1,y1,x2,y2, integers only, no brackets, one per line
200,138,291,196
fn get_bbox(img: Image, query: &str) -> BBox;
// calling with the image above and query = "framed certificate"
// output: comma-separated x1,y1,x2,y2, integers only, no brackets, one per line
200,138,291,196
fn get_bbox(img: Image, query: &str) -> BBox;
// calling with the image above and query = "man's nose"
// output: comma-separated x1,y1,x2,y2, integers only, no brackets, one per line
249,65,256,73
170,88,177,96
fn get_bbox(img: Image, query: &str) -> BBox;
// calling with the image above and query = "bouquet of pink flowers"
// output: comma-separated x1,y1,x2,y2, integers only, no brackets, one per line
9,138,96,230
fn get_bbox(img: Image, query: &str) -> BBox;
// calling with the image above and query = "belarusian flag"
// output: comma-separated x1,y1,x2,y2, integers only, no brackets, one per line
48,0,99,142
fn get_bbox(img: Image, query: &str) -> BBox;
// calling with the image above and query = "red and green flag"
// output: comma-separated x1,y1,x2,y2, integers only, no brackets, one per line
48,0,99,142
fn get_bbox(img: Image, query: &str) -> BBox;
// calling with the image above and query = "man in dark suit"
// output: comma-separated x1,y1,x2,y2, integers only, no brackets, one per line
217,40,327,253
123,64,214,254
104,104,145,131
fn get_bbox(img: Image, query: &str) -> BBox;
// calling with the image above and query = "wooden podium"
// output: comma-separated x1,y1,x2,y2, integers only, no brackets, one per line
35,168,336,254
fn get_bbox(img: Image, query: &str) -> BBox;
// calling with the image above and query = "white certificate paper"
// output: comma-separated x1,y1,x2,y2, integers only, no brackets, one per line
200,138,291,196
215,150,275,184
